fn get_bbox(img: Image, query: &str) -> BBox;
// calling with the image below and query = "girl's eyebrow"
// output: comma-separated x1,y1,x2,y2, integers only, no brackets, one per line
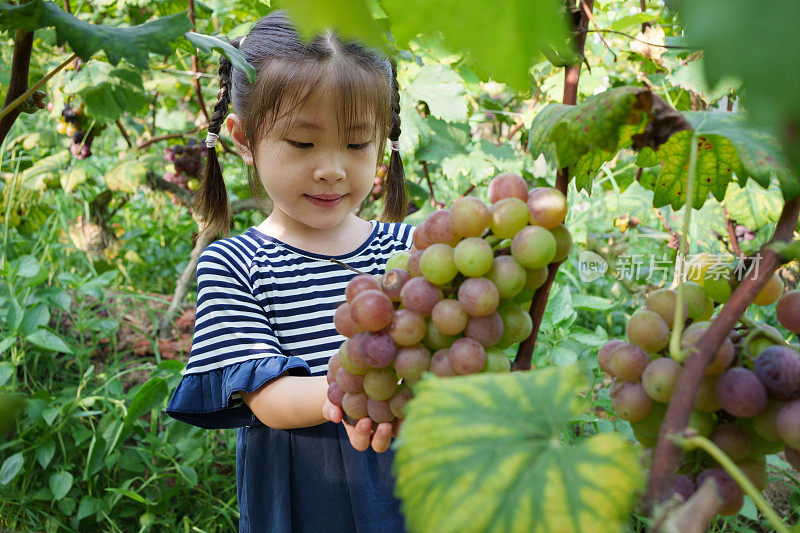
291,120,370,132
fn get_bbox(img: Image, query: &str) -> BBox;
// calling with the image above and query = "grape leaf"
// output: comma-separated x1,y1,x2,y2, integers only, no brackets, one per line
405,65,468,122
184,32,256,84
636,112,795,209
676,0,800,175
417,117,470,164
383,0,574,91
528,87,678,192
724,181,782,230
394,366,643,533
0,0,192,69
62,61,149,123
276,0,384,48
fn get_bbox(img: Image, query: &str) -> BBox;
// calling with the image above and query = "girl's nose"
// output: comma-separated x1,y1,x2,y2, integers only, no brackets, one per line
314,156,346,183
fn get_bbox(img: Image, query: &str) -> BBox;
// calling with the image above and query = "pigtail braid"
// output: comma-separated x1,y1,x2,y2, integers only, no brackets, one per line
193,41,237,241
380,60,407,222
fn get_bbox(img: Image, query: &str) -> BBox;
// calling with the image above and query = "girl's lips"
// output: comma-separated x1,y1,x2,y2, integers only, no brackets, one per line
304,194,345,207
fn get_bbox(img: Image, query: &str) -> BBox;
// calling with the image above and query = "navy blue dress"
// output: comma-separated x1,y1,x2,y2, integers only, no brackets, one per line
166,222,414,532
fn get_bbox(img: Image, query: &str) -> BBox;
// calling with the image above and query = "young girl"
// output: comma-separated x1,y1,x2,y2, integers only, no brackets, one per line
165,10,413,532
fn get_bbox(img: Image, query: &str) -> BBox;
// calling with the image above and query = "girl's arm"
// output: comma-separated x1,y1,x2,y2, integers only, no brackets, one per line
241,375,395,452
241,375,328,429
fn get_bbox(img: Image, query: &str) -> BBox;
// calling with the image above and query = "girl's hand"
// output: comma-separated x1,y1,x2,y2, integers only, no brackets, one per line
323,399,395,453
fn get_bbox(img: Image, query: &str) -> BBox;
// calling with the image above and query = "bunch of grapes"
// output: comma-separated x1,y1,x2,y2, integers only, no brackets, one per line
327,172,571,426
56,103,94,159
598,268,800,515
163,139,206,191
371,164,387,201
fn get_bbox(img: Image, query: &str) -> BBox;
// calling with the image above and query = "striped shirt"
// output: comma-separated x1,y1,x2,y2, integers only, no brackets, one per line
169,220,414,428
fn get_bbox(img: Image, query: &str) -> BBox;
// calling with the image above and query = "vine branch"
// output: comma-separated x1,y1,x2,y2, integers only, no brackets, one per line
0,30,34,146
646,195,800,504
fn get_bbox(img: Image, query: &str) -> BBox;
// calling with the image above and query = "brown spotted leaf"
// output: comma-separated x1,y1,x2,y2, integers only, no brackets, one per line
637,112,796,209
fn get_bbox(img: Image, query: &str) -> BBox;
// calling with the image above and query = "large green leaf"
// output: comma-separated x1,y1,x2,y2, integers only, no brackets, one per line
394,366,643,533
276,0,384,49
676,0,800,175
123,377,168,431
0,1,192,69
383,0,573,91
417,117,470,164
62,61,149,123
637,112,796,209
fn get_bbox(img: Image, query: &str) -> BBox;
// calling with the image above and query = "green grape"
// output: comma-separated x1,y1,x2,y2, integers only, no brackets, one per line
420,243,458,285
548,224,572,263
386,251,411,271
453,237,494,277
510,226,557,268
489,198,529,238
626,309,670,353
482,348,511,372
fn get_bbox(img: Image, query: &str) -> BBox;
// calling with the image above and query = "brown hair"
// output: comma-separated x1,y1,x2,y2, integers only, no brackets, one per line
193,10,406,241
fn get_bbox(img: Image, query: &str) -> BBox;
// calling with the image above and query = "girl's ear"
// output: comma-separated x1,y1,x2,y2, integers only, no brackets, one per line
226,113,254,166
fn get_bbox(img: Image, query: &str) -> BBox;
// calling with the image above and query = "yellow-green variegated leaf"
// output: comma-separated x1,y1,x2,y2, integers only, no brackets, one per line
393,365,643,533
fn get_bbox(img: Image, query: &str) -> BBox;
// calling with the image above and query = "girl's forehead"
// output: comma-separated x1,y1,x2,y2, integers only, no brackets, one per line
275,91,377,134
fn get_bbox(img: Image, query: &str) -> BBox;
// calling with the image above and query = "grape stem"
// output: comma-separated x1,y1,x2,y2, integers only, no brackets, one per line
669,432,789,533
668,133,698,362
646,194,800,504
739,315,789,355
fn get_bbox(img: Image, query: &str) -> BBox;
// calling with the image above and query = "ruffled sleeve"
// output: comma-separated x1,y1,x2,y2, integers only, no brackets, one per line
165,242,311,429
166,356,311,429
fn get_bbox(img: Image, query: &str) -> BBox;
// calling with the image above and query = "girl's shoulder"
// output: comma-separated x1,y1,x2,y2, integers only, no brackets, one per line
369,220,415,250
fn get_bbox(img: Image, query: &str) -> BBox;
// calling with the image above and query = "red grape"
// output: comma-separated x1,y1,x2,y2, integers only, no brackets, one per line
448,337,487,375
431,299,468,336
367,398,396,423
346,274,381,303
488,172,528,203
351,289,394,331
342,392,369,420
389,386,414,418
753,345,800,396
696,468,743,515
626,309,670,354
598,340,626,374
451,197,490,238
400,277,443,316
777,400,800,449
610,381,653,422
607,343,650,382
336,367,365,394
426,209,459,246
457,277,500,317
716,367,768,418
381,269,410,302
527,187,567,229
641,357,682,402
334,302,360,337
465,311,504,347
389,309,427,346
429,349,456,377
710,423,751,461
394,344,431,383
776,290,800,333
327,382,344,407
358,331,398,368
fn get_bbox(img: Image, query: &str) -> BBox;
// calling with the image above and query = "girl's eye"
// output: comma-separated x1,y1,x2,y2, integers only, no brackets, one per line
348,142,371,150
288,140,313,149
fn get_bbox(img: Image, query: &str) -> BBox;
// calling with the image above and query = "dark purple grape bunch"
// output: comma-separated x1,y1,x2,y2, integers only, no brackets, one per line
69,129,93,159
163,138,206,191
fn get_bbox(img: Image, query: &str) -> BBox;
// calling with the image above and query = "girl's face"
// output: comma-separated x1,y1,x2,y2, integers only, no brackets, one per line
228,89,380,236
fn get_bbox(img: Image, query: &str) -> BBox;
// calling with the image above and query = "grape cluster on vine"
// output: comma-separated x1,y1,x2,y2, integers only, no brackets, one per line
327,173,572,427
56,102,94,159
162,138,206,192
598,260,800,515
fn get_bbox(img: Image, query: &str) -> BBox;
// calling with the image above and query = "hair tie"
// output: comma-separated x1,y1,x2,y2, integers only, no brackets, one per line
389,140,400,152
239,34,247,50
205,132,219,148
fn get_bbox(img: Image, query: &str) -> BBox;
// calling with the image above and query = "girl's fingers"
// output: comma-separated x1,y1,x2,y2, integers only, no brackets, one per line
322,400,343,423
371,422,394,453
346,417,373,451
